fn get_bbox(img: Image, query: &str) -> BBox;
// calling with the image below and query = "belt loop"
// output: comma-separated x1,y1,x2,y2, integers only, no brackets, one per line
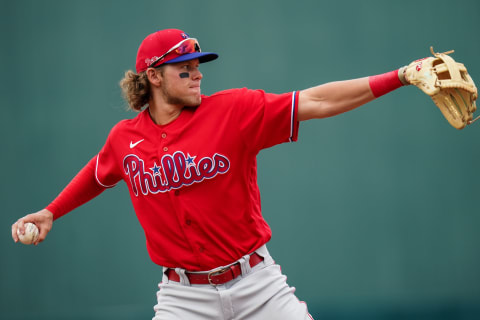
162,267,170,283
175,268,191,286
256,245,274,266
239,255,252,276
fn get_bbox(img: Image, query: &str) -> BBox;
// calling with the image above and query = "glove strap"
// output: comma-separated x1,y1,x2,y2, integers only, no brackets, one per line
468,115,480,125
398,66,409,85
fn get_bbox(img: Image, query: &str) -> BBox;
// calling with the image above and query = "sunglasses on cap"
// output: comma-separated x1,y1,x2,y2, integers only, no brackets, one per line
149,38,201,68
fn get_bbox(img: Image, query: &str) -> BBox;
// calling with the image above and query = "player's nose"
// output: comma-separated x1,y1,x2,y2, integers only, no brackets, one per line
192,68,203,80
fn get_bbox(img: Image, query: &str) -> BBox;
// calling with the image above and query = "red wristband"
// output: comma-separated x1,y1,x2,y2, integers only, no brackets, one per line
368,69,405,98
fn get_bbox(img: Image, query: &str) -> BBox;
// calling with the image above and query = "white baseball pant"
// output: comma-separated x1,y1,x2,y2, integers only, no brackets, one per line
152,245,314,320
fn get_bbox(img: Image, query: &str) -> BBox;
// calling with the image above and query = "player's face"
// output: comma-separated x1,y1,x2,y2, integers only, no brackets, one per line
160,59,203,107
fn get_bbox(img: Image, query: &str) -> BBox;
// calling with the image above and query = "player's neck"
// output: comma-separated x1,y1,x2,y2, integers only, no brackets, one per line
147,100,183,126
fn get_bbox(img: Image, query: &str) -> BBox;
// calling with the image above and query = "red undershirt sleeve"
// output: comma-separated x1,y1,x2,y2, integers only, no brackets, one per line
46,156,107,220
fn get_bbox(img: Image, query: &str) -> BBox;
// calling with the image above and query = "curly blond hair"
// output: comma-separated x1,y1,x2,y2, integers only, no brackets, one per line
119,70,151,111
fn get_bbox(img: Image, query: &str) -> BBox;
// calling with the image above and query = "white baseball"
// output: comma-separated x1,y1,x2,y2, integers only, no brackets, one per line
17,222,39,245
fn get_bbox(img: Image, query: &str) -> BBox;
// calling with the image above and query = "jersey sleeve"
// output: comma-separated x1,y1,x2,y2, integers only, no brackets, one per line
233,88,299,152
46,157,106,220
95,126,124,188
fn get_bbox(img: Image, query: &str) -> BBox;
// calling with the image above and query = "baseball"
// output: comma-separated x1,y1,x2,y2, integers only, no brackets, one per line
17,222,39,245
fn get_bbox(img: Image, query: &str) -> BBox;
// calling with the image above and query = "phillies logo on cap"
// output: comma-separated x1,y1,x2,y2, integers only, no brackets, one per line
181,33,189,39
145,56,161,66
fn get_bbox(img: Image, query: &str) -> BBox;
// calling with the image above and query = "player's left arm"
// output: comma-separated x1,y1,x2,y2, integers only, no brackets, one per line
297,69,407,121
298,77,374,121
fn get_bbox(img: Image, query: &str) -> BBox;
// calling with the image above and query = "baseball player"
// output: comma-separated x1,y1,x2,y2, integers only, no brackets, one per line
12,28,461,319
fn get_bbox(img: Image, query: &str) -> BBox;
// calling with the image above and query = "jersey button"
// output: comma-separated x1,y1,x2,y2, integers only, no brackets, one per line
161,133,167,139
163,147,168,152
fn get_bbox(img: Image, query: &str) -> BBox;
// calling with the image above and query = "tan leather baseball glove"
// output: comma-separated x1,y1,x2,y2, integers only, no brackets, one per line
401,47,478,129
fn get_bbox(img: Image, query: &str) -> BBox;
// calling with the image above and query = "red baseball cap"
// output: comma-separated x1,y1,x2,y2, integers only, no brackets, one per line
135,29,218,73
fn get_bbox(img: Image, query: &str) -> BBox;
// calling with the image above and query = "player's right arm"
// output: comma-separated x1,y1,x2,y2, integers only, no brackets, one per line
11,156,107,244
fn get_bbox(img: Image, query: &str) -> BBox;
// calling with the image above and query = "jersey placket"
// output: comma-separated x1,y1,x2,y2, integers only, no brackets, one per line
158,128,205,267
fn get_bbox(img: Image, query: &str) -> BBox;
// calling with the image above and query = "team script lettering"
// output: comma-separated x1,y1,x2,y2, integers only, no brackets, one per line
123,151,230,196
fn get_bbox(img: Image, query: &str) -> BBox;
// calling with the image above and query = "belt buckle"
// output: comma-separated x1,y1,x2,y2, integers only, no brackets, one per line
207,266,230,286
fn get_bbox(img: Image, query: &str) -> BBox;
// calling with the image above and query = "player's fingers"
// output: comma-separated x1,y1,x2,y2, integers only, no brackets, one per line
12,215,33,242
35,225,51,245
34,210,53,245
16,219,26,235
11,222,19,242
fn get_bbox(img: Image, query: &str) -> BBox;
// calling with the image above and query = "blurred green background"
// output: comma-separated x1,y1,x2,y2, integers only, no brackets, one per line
1,0,479,319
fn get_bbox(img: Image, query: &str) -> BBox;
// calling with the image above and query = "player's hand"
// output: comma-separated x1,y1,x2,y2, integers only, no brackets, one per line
12,209,53,245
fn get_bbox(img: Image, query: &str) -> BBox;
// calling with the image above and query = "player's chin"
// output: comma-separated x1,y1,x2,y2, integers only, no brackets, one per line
191,91,202,105
185,96,202,108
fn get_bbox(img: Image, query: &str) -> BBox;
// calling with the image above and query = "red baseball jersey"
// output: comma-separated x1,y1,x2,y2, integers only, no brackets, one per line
95,88,299,270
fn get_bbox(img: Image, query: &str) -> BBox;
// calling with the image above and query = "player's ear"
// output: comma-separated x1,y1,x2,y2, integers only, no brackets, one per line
146,68,162,87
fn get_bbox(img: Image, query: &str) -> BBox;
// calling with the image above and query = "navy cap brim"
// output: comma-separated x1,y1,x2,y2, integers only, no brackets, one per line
164,52,219,64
